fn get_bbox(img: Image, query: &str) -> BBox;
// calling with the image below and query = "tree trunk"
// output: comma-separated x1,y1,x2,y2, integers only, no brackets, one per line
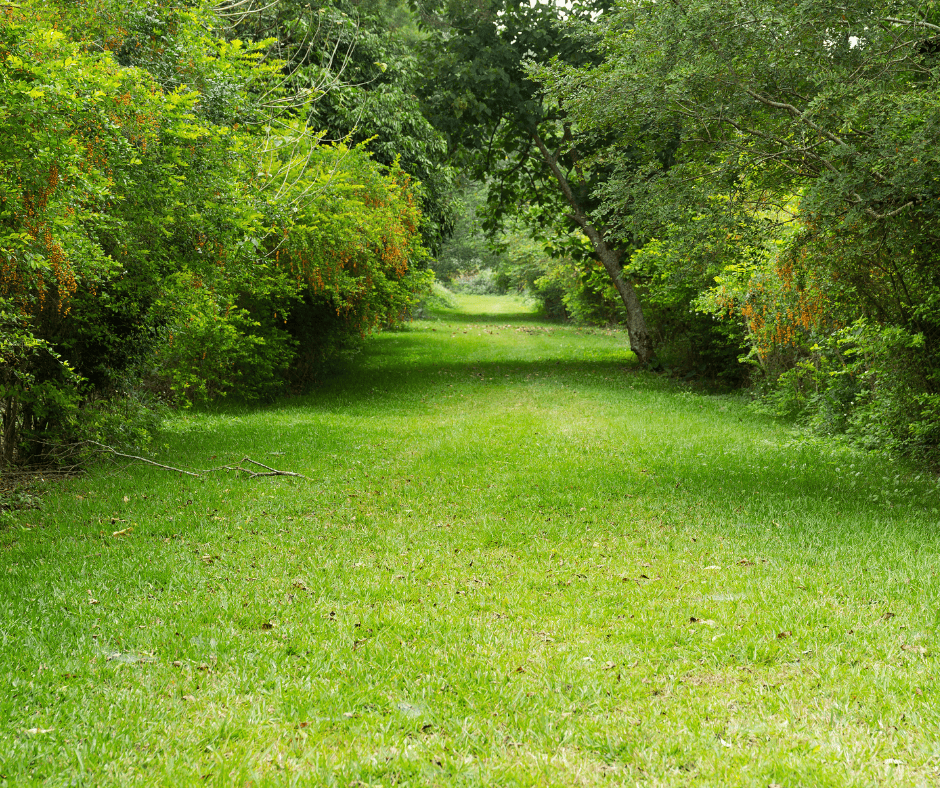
530,130,655,364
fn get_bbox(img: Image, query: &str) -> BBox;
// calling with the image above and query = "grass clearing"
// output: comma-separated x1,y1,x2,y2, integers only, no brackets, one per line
3,292,940,786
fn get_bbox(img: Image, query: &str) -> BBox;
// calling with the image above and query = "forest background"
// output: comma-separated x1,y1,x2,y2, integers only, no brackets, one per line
2,0,939,474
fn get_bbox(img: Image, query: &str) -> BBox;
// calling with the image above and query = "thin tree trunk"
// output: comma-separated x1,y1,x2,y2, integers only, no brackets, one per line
2,397,18,468
530,130,655,364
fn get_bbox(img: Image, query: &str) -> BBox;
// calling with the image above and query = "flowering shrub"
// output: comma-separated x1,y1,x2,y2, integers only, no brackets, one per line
0,0,429,465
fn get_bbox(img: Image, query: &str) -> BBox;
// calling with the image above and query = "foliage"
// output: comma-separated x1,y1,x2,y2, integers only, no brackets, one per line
0,0,430,467
626,211,751,379
493,226,622,324
493,228,568,318
541,0,940,454
232,0,458,253
431,182,498,281
410,279,458,318
269,138,433,387
0,482,41,528
0,300,81,467
450,268,503,296
745,319,940,458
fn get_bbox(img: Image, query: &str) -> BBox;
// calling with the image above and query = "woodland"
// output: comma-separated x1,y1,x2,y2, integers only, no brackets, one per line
3,3,940,784
1,0,940,465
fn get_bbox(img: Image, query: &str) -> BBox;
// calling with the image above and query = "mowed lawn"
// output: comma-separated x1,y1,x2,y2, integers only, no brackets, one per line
3,293,940,787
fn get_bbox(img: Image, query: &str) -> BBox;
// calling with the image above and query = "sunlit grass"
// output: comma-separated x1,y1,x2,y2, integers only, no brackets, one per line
2,293,940,786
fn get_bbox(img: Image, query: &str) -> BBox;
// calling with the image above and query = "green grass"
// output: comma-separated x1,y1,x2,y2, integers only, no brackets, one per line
3,292,940,786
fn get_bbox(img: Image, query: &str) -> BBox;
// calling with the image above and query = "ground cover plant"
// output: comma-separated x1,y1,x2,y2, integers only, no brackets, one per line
2,293,940,786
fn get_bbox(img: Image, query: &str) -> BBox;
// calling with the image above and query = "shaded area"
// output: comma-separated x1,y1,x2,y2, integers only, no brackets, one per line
421,307,548,324
175,354,938,547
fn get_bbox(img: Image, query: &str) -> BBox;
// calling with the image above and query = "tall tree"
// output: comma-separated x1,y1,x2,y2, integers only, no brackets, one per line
545,0,940,332
417,0,658,363
544,0,940,453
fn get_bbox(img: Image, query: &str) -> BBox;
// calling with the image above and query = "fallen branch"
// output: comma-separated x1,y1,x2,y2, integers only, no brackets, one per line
86,441,200,477
85,442,308,480
240,457,309,479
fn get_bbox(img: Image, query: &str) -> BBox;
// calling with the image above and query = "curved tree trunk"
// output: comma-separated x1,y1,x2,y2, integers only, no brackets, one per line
530,130,655,364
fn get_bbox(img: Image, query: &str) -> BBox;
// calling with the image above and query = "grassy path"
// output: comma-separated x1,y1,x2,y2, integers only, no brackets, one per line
3,293,940,786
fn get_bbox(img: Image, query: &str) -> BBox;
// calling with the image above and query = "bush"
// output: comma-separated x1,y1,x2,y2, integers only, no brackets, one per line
758,320,940,459
430,182,497,281
410,281,459,319
491,230,573,320
145,271,293,404
0,1,431,467
450,268,504,295
0,302,82,469
630,230,748,380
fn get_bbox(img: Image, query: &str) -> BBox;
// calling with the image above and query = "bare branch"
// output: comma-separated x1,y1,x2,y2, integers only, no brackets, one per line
241,457,309,479
84,442,308,480
85,441,200,477
864,200,915,220
884,17,940,34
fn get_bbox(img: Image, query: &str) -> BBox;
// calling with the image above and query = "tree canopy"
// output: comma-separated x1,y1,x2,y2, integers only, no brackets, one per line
539,0,940,454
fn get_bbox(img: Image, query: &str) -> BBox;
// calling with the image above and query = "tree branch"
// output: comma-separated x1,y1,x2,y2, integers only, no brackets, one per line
85,442,309,480
884,17,940,34
85,442,200,477
864,201,915,220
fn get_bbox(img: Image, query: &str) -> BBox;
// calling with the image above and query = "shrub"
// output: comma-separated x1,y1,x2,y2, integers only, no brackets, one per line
0,301,82,468
0,1,431,466
450,268,504,295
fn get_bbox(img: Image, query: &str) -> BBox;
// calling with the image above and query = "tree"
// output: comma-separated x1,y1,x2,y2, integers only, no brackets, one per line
231,0,458,253
547,0,940,453
416,0,658,362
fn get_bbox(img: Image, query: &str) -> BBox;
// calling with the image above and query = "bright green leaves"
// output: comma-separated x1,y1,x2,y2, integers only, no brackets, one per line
552,0,940,454
234,0,456,252
263,136,430,350
0,0,431,458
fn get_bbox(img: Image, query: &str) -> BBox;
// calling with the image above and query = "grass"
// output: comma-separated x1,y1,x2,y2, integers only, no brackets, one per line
3,291,940,786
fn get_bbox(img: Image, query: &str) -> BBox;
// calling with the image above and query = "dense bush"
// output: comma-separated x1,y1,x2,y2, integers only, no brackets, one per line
704,234,940,458
0,0,429,468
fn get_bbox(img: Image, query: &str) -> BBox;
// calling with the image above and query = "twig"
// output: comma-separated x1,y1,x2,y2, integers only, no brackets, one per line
85,441,200,477
240,457,309,479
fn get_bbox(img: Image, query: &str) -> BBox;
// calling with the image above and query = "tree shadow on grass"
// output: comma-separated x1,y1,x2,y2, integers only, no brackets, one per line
178,332,939,548
286,356,937,540
422,308,551,325
298,356,646,406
